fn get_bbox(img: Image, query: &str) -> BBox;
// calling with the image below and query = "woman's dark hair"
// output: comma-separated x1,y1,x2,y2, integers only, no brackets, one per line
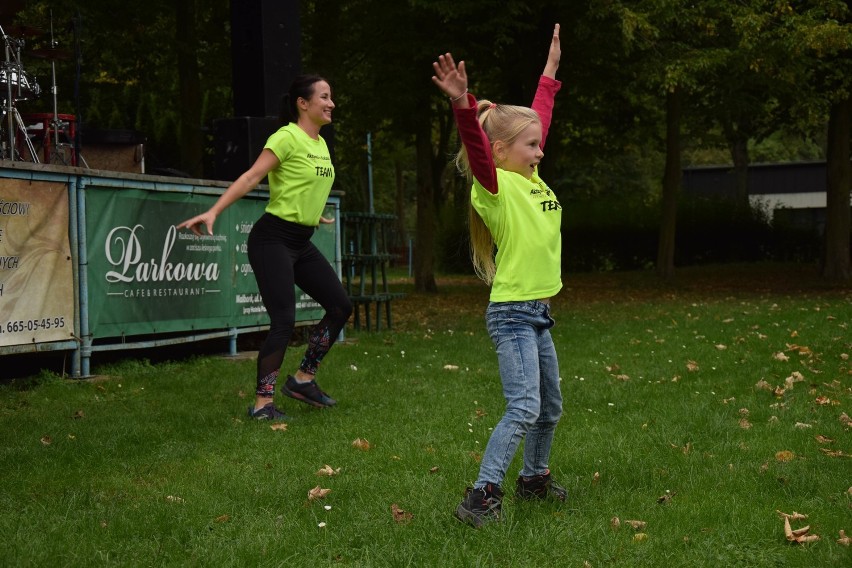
279,74,328,124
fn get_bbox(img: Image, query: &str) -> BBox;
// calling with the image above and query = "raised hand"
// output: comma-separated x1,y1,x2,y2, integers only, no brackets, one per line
431,53,470,108
543,23,560,79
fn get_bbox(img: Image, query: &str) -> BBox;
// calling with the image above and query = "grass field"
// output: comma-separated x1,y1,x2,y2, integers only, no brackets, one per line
1,263,850,567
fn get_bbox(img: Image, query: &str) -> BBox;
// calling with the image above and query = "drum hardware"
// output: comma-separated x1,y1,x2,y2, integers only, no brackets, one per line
0,23,40,162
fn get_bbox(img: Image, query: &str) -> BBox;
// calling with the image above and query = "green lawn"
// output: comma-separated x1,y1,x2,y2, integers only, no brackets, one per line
1,264,850,567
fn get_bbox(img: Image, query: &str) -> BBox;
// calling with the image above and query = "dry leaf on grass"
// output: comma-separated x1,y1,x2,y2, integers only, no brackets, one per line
308,486,331,500
739,418,753,429
610,516,621,530
633,533,648,542
215,514,230,523
686,360,699,372
819,448,849,458
837,530,851,546
73,410,85,419
815,435,834,444
840,413,852,428
773,352,790,362
352,438,371,450
626,520,647,530
270,423,288,431
783,516,819,544
429,466,439,474
443,364,459,370
391,503,413,524
775,450,795,462
755,379,773,391
40,436,52,446
316,464,341,476
657,491,675,504
776,510,808,521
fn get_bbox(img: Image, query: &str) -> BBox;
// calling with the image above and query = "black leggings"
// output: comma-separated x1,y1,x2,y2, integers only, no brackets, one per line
247,213,353,397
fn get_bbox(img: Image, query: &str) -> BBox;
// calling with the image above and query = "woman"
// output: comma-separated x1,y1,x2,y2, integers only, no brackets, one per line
178,74,352,420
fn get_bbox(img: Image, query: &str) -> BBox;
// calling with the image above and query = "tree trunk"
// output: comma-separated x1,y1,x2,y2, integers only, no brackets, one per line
414,118,438,292
656,88,682,280
175,0,203,177
725,127,751,214
822,94,851,282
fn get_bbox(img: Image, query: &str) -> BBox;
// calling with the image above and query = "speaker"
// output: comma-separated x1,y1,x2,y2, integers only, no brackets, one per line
212,116,279,181
230,0,301,118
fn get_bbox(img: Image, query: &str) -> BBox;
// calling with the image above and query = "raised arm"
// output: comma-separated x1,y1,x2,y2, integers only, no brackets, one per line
532,24,562,151
432,53,499,193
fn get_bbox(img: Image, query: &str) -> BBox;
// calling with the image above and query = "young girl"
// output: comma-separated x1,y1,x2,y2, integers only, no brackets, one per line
178,75,352,420
431,24,566,527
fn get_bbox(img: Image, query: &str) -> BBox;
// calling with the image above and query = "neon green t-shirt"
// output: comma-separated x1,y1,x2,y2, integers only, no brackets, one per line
471,167,562,302
263,123,335,226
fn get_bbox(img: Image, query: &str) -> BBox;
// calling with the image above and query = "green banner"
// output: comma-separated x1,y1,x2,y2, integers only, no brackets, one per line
85,186,337,339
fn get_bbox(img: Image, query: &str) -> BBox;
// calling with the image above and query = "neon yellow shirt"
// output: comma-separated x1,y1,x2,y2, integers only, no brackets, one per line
471,167,562,302
263,123,335,226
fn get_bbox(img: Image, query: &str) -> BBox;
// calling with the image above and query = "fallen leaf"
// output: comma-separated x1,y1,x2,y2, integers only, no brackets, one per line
592,471,601,484
783,516,820,544
838,530,851,546
40,436,52,446
352,438,371,451
815,435,834,444
614,374,630,381
819,448,848,458
390,503,413,523
633,533,648,542
610,516,621,530
755,379,773,391
739,418,753,429
626,520,647,530
316,465,341,476
443,364,459,371
794,422,812,429
166,495,185,503
773,352,790,362
318,522,327,528
429,466,439,474
215,514,230,523
840,413,852,428
776,510,808,521
775,450,795,462
686,360,699,372
308,486,331,501
657,492,675,504
270,423,288,431
73,410,85,419
715,344,727,350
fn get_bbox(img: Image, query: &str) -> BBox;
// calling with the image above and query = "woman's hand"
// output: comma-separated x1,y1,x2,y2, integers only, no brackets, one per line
543,23,561,79
431,53,470,108
177,210,217,236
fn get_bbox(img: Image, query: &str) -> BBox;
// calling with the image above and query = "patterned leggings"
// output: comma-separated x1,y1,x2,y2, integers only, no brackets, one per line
248,214,352,397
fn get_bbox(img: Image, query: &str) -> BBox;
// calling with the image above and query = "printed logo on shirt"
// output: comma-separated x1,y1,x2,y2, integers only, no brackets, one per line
307,153,331,161
530,181,560,212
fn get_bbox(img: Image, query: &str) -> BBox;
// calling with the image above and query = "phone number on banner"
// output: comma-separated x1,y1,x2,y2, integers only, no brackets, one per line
0,317,67,334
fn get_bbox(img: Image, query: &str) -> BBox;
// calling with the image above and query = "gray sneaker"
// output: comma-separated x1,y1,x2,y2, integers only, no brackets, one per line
454,483,503,528
248,402,290,421
281,375,337,407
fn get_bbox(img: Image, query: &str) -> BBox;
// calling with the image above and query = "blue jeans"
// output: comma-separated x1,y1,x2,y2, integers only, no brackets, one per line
475,300,563,488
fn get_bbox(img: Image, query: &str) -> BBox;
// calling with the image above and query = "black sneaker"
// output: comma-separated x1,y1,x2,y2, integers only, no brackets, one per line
281,375,337,408
454,483,503,528
516,470,568,501
248,402,290,421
